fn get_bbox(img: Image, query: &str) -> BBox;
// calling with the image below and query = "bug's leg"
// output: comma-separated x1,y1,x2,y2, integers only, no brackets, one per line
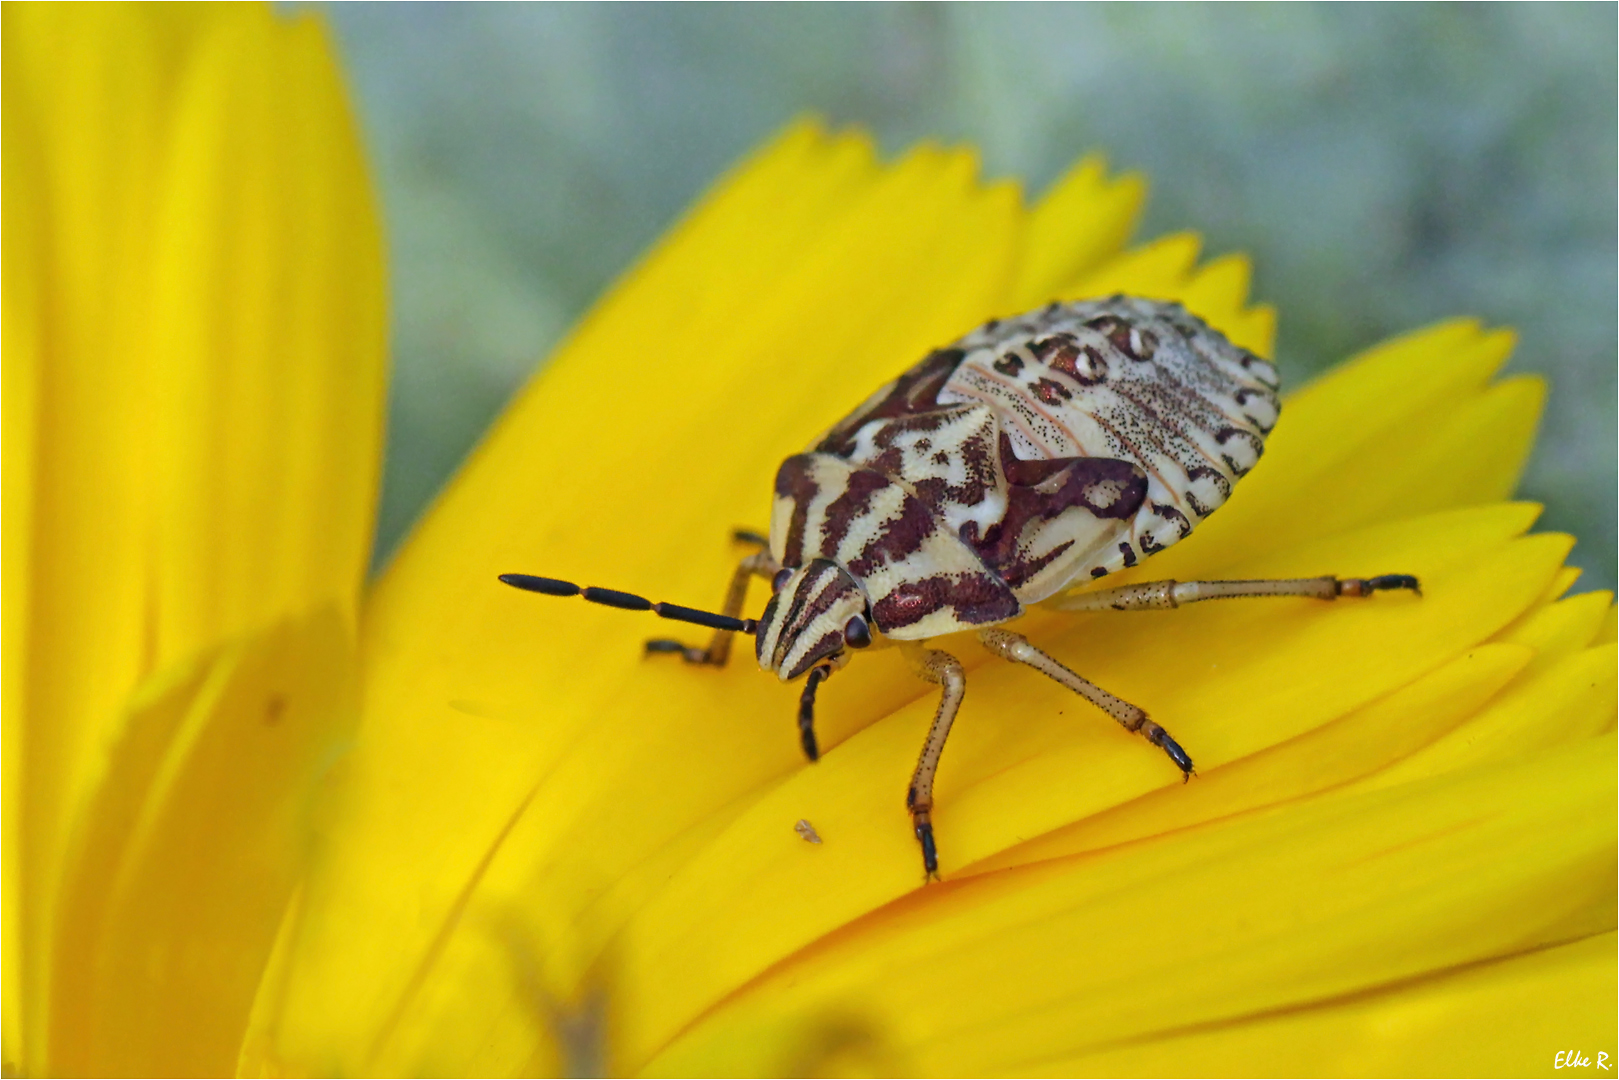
978,628,1194,779
902,644,967,881
644,532,779,666
1055,574,1420,613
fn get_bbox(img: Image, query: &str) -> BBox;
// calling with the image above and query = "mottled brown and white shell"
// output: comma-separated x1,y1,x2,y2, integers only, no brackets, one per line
759,296,1279,678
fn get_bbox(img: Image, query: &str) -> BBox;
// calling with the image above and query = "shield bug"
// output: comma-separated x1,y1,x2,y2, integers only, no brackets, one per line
502,295,1419,878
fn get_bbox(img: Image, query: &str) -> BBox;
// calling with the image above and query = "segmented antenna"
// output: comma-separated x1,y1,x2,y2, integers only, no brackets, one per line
498,573,758,634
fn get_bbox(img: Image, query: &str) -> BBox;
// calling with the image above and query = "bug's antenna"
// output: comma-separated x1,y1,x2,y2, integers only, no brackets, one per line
498,573,758,635
797,663,832,762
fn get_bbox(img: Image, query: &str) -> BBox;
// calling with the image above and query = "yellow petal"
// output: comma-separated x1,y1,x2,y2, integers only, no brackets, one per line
143,8,385,658
47,610,356,1077
1053,233,1276,359
1356,643,1615,790
1498,586,1613,664
4,10,176,1057
968,640,1531,874
604,507,1568,1069
4,4,385,1073
1008,155,1144,309
1,40,45,1061
1018,931,1617,1078
646,734,1615,1076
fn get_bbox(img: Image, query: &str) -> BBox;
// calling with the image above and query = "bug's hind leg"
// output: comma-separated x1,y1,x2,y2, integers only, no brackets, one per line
1055,574,1420,613
644,530,779,666
644,531,778,666
977,628,1194,779
902,644,967,881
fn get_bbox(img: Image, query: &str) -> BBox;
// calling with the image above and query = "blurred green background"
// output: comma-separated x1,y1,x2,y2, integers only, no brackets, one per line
317,3,1616,592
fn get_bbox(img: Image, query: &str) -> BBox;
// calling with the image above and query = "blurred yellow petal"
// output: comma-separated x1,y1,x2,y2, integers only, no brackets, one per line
252,121,1610,1078
1009,154,1144,309
1500,586,1613,662
49,609,356,1077
1,40,45,1062
3,4,384,1074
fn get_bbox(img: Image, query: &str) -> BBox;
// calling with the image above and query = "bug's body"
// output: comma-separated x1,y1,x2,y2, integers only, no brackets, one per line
502,295,1417,878
761,296,1280,677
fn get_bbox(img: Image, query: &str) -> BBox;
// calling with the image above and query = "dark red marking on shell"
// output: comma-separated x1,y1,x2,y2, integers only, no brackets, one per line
774,455,822,567
1084,314,1156,360
859,408,1000,523
816,347,967,457
998,433,1073,487
1001,538,1075,585
820,469,889,552
845,480,941,579
993,353,1024,377
1118,541,1138,567
1031,377,1072,406
1033,333,1109,386
964,456,1146,588
870,572,1020,632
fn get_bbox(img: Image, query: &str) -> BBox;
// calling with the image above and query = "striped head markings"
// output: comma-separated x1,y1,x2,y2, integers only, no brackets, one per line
756,559,872,681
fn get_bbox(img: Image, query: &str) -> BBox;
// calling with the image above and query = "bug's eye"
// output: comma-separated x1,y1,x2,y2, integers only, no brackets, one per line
843,614,872,649
772,567,794,593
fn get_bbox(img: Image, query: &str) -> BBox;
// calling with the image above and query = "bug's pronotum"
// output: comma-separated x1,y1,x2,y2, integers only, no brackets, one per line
502,295,1419,878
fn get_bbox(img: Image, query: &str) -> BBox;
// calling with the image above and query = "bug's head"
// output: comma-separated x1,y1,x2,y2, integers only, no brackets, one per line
755,559,874,763
755,559,874,682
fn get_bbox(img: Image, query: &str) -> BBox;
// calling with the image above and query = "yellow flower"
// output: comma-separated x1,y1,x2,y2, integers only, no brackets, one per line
9,7,1611,1070
3,5,384,1076
249,122,1613,1076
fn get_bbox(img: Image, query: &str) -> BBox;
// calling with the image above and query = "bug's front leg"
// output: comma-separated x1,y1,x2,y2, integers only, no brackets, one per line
978,628,1194,778
644,530,779,666
902,644,967,880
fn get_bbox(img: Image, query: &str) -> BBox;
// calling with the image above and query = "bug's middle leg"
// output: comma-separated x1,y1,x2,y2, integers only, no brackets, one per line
902,644,967,880
977,627,1194,778
644,531,779,666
